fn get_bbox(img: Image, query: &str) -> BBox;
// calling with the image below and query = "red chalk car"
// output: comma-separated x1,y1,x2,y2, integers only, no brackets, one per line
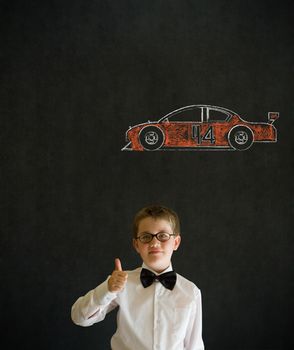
122,105,279,151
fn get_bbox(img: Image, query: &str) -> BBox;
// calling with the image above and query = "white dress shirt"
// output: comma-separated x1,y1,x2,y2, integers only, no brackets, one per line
71,264,204,350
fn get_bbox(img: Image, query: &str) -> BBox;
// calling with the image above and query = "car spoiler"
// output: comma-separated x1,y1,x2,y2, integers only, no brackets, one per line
268,112,279,124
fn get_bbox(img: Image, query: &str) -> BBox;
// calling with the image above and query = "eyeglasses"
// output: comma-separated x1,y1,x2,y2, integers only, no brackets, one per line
136,232,176,244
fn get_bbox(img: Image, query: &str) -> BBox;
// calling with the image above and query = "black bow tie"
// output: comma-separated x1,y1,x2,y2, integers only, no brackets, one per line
140,268,177,290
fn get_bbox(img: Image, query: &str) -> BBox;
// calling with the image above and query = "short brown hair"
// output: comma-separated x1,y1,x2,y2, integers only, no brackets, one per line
133,205,180,238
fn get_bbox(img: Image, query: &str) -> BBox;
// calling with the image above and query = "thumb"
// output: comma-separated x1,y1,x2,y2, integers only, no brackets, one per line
114,258,122,271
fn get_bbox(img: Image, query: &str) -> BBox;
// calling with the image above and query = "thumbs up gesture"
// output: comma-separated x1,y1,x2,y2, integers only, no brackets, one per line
108,258,128,293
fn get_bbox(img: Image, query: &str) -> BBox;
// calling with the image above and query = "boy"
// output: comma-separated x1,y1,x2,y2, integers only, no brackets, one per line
71,205,204,350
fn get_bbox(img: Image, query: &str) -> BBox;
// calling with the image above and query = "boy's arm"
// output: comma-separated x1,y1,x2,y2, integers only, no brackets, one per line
71,259,128,327
185,288,205,350
71,278,118,327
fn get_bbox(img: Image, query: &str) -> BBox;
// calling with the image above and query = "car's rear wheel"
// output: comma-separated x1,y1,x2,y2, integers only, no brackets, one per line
139,126,165,150
228,126,254,150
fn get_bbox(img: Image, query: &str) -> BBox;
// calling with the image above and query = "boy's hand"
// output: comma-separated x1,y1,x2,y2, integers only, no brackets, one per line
108,258,128,293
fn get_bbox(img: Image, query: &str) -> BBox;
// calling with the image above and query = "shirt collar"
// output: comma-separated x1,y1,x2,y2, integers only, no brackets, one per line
142,262,173,275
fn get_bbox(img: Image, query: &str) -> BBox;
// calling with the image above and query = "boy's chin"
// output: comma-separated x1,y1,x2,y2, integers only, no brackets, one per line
143,259,170,273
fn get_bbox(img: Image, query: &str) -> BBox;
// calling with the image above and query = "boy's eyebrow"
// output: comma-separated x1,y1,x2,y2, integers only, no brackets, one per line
137,230,170,236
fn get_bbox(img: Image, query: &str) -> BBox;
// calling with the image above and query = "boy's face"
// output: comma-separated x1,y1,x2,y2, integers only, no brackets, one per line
133,216,181,273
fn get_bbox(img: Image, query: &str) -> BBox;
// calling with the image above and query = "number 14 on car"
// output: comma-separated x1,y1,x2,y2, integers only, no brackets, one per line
192,125,216,144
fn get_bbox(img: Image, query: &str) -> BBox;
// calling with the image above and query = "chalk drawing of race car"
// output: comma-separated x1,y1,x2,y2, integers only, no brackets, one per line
121,105,279,151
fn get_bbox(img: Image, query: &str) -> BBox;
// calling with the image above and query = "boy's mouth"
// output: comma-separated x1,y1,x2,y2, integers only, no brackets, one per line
148,250,163,255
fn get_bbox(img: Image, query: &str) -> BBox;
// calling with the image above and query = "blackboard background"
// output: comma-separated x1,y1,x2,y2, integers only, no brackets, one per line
1,0,293,349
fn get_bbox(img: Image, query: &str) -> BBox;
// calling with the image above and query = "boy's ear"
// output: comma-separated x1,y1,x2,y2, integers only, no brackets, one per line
173,234,181,251
133,238,140,253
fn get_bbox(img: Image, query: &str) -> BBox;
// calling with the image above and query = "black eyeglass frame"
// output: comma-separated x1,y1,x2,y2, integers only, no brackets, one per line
135,232,176,243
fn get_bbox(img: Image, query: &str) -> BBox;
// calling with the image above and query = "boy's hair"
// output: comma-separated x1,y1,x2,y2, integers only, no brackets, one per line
133,205,180,238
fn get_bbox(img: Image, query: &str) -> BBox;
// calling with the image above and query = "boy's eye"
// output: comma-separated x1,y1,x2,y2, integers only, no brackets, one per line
157,233,170,241
140,234,152,242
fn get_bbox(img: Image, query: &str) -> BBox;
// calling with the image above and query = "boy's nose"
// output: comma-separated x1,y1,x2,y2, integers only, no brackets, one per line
149,236,161,246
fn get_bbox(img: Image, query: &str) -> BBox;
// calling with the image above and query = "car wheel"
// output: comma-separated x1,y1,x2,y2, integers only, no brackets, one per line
228,126,254,150
139,126,165,150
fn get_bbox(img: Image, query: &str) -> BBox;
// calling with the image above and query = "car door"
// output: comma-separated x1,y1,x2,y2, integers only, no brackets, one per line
162,107,204,148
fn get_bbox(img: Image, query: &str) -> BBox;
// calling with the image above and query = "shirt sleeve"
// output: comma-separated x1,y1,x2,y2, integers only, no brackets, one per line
71,277,118,327
185,288,205,350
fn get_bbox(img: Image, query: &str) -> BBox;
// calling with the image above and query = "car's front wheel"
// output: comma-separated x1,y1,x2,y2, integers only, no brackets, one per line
228,126,254,150
139,126,165,150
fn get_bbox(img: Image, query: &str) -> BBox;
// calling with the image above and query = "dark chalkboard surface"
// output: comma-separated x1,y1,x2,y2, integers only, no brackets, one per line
1,1,293,349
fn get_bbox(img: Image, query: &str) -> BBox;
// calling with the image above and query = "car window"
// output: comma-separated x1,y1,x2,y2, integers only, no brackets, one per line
167,108,202,122
208,109,230,122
